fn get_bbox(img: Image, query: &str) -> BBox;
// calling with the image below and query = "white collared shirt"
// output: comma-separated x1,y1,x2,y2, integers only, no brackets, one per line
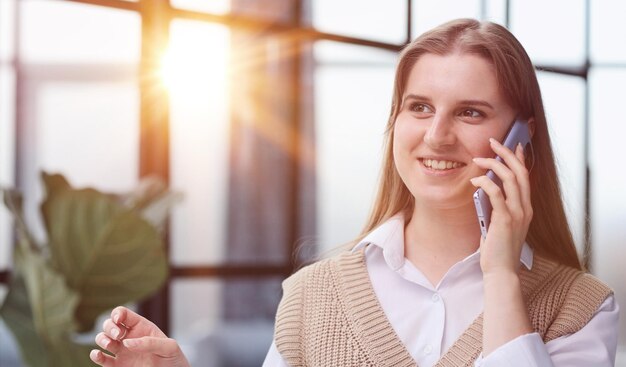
263,215,619,367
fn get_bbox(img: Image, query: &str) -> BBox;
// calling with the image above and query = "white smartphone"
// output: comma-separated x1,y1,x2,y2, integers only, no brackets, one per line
473,118,533,238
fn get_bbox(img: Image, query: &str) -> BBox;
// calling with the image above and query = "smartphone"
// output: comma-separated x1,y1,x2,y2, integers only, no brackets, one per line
473,118,533,238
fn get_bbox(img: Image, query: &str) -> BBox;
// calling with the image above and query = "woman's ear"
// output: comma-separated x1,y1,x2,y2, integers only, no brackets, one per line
528,117,536,138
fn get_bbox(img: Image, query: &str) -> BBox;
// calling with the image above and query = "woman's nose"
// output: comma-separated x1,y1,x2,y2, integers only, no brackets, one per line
424,115,456,148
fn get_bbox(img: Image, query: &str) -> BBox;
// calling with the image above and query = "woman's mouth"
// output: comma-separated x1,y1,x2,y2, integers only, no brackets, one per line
420,158,465,171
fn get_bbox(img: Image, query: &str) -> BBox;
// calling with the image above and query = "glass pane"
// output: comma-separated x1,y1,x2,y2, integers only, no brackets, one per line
589,68,626,346
537,72,586,254
412,0,481,38
591,0,626,64
232,0,296,23
510,0,585,66
315,43,395,254
171,278,279,367
171,0,230,14
173,0,296,23
314,40,397,64
19,80,139,243
168,20,230,266
313,0,407,44
19,0,140,64
0,67,16,270
484,0,507,25
0,0,16,62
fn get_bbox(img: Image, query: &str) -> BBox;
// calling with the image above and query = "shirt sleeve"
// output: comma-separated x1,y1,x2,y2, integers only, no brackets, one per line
262,340,290,367
474,294,620,367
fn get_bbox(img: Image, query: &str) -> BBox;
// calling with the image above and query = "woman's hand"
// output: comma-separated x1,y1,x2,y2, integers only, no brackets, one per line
89,306,190,367
471,138,534,356
471,138,533,275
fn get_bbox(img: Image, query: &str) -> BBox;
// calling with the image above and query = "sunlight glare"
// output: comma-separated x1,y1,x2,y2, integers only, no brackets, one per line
159,21,229,101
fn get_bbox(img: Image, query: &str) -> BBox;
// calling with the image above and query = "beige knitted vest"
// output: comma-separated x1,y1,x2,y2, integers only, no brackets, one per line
274,248,612,367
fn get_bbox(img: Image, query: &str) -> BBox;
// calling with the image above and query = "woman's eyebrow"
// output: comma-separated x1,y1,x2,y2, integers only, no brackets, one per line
402,94,495,110
458,99,495,110
402,94,431,106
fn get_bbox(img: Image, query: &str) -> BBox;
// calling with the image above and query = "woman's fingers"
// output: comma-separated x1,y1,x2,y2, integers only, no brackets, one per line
96,332,125,355
102,318,128,342
111,306,143,331
489,139,532,208
472,157,525,225
473,139,532,220
103,306,166,340
470,175,510,220
513,143,533,215
89,349,116,367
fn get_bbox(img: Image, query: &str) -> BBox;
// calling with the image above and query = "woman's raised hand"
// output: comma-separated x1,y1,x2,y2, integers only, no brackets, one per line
90,306,190,367
471,138,533,276
471,137,535,355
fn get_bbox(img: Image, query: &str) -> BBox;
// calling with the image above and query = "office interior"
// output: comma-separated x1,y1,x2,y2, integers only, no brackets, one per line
0,0,624,366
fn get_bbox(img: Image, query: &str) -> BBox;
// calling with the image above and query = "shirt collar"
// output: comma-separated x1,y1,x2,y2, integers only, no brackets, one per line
351,214,533,270
352,214,406,269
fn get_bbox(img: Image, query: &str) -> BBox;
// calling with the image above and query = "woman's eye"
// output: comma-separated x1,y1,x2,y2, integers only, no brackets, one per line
410,103,432,113
460,109,482,118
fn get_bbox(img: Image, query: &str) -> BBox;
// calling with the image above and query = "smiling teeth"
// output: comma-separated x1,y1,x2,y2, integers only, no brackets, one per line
423,159,462,170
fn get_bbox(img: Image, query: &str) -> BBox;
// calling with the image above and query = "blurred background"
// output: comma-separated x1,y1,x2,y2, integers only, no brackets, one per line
0,0,624,366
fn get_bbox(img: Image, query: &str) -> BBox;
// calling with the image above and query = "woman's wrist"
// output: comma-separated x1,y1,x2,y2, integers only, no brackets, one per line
482,269,533,355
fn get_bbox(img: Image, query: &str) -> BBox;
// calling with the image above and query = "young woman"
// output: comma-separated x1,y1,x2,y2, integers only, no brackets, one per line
90,19,619,367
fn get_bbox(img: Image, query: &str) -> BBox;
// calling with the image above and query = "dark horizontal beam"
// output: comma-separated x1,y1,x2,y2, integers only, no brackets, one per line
170,7,404,52
536,64,588,78
0,264,294,285
171,264,292,278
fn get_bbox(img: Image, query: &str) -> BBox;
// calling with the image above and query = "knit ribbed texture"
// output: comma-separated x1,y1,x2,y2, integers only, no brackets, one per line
274,248,612,367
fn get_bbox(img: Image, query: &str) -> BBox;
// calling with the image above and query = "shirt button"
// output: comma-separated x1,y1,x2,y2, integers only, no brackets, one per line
424,345,432,355
431,293,440,302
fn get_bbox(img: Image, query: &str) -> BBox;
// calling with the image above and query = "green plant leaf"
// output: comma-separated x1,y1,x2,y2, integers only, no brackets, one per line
2,188,39,251
0,272,48,367
0,244,80,367
119,176,182,234
137,190,182,234
41,185,168,332
41,172,71,195
15,244,80,342
49,339,97,367
120,175,168,211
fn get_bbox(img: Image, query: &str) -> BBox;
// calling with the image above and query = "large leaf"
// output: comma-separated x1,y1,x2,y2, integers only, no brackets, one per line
15,244,80,343
119,175,168,211
0,273,48,367
2,188,39,251
41,186,168,331
49,339,97,367
118,176,182,234
0,244,80,367
41,172,71,195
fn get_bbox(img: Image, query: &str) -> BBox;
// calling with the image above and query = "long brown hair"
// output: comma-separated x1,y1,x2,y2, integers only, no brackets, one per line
355,18,582,270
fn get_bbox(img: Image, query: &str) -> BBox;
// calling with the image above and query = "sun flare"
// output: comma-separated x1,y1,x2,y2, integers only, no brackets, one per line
158,21,230,98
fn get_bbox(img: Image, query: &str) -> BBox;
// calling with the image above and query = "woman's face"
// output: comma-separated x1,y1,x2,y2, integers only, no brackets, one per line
393,52,517,209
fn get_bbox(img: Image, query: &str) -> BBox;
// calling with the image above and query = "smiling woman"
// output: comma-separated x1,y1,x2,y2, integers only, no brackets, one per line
263,18,618,367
